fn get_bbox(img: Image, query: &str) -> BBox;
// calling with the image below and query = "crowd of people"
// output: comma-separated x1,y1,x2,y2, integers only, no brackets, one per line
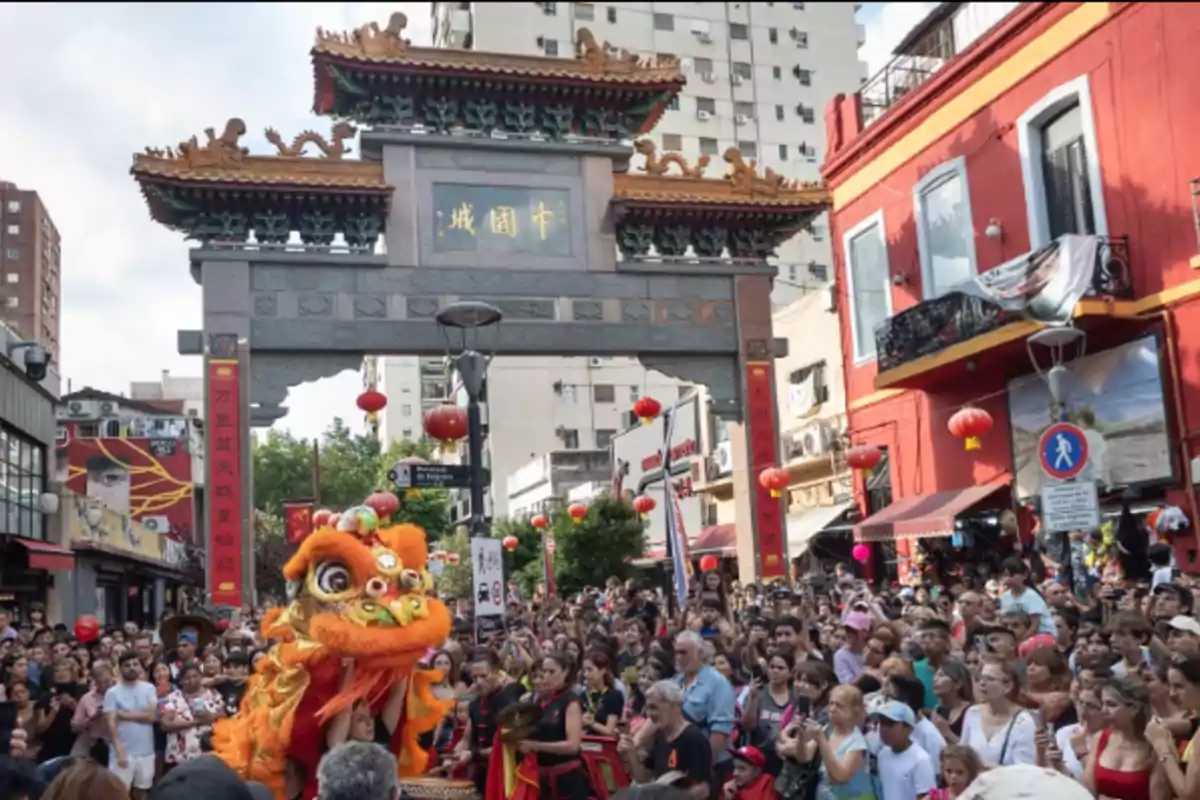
3,551,1200,800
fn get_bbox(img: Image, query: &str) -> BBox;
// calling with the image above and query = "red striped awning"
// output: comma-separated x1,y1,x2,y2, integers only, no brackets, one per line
853,482,1008,543
691,523,736,555
18,538,76,571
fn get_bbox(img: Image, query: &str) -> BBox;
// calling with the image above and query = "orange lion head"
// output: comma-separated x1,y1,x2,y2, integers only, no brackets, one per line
279,522,449,664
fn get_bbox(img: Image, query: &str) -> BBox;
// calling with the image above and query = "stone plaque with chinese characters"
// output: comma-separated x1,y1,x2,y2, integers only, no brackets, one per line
432,184,571,257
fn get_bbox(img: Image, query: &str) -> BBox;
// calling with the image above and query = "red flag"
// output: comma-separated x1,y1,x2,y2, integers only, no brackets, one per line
282,500,314,544
484,730,539,800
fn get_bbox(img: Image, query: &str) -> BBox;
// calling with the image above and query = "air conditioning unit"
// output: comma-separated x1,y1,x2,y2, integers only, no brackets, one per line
731,74,744,86
696,110,713,121
700,72,716,83
142,516,170,534
734,114,750,125
713,441,734,475
796,422,831,458
588,357,604,367
697,32,713,43
536,35,545,47
99,401,117,415
821,284,836,312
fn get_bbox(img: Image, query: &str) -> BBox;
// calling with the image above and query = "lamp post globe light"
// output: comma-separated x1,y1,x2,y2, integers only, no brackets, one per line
1026,325,1086,415
435,301,503,539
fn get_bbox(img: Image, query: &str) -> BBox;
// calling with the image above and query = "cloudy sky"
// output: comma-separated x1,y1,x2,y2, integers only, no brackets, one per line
0,2,925,443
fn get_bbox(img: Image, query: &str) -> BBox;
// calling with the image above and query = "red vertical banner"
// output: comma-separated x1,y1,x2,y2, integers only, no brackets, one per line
283,500,314,545
745,361,786,579
207,359,244,606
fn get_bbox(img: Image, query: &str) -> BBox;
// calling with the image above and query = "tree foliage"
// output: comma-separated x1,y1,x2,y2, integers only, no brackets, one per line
253,510,290,603
251,421,450,542
551,493,645,595
431,527,472,599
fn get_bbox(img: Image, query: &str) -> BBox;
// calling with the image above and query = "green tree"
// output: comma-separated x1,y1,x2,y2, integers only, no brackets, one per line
552,493,645,595
251,429,313,515
431,527,472,599
317,418,382,510
491,517,544,579
253,510,291,602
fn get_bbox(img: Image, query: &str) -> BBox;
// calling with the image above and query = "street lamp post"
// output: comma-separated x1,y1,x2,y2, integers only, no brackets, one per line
436,301,503,539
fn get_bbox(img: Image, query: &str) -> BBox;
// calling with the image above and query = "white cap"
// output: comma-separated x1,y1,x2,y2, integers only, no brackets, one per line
961,765,1092,800
1169,616,1200,637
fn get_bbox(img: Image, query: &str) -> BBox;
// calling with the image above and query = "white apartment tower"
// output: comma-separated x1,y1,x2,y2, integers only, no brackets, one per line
431,0,867,306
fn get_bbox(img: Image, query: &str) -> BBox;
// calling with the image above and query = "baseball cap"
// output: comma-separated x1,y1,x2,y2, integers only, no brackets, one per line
1168,616,1200,637
843,611,872,632
731,745,767,769
1155,584,1195,612
873,700,916,727
149,755,255,800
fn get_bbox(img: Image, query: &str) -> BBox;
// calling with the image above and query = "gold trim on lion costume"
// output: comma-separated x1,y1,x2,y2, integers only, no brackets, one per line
212,522,453,799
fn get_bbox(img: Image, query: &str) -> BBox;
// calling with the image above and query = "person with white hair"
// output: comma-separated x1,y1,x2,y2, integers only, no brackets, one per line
316,742,398,800
673,630,736,783
618,680,713,800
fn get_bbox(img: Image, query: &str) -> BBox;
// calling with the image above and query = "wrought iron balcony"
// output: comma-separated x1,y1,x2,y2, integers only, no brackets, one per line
874,235,1133,374
861,54,948,126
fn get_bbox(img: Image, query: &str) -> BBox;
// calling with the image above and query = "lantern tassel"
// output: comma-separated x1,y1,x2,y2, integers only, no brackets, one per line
573,519,581,525
405,489,421,499
770,489,781,499
639,417,651,426
965,436,981,451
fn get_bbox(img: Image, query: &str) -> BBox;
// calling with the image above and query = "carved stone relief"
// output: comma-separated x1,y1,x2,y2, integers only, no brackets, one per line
661,301,696,324
415,149,580,176
572,300,603,321
407,297,441,318
252,294,278,318
353,295,388,319
298,294,334,317
621,300,651,323
476,298,556,321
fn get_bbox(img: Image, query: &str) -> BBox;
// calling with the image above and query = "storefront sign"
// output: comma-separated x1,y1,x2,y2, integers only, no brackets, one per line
746,361,786,579
207,359,243,606
1041,481,1101,533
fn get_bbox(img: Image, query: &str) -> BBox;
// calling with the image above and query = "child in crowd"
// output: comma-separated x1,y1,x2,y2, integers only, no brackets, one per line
929,745,983,800
873,700,937,800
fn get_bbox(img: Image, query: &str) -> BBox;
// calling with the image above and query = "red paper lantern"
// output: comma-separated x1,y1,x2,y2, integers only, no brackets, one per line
430,550,447,561
846,445,883,471
446,552,461,565
356,389,387,415
312,508,333,529
530,514,550,530
632,494,656,518
365,491,400,522
758,466,790,499
567,502,588,525
329,513,342,529
74,615,100,644
632,396,662,425
948,406,994,451
502,535,519,552
699,554,719,573
424,404,469,444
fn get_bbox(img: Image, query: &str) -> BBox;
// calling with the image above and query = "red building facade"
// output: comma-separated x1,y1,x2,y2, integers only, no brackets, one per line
823,3,1200,574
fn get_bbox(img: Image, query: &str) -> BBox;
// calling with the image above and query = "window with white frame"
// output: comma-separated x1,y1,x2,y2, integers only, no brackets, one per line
1017,76,1106,248
843,211,891,363
913,156,977,299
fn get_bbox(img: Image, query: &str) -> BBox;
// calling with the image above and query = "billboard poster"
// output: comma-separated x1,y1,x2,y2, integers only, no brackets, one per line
207,359,244,607
1009,335,1172,498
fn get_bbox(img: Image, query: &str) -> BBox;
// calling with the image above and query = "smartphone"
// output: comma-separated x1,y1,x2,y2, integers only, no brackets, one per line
1030,709,1046,730
794,696,812,718
0,701,15,756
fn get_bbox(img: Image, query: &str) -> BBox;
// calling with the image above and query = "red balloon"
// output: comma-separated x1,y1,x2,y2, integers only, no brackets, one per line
74,615,100,643
699,554,719,573
852,544,871,563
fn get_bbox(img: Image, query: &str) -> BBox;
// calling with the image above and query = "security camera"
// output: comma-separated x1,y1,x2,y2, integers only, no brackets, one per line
22,343,48,382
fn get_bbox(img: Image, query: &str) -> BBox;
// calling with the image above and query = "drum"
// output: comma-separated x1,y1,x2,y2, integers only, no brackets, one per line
398,777,478,800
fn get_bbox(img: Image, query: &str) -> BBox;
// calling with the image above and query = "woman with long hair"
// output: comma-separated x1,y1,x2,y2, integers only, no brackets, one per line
741,649,795,775
1147,653,1200,799
801,684,876,800
159,661,222,767
518,652,590,800
1084,675,1166,800
1024,645,1076,731
793,660,836,726
41,760,129,800
930,659,974,743
960,655,1038,767
581,651,623,737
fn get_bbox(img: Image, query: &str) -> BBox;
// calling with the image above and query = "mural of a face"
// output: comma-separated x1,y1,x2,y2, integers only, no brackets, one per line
86,456,130,515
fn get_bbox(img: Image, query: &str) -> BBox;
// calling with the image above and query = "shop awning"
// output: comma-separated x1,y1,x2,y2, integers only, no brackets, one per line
853,483,1008,543
18,539,76,571
632,544,668,566
691,523,735,555
788,502,853,557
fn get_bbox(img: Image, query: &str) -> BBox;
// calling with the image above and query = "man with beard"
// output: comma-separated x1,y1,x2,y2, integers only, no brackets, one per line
104,651,157,798
452,647,524,795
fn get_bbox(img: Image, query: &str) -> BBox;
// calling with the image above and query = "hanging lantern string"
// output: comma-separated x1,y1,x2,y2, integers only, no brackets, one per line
849,371,1163,442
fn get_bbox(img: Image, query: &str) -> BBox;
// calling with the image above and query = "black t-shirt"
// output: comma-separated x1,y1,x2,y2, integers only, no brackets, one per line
216,680,248,717
627,600,661,632
36,683,85,762
582,687,623,727
468,681,525,753
646,723,713,790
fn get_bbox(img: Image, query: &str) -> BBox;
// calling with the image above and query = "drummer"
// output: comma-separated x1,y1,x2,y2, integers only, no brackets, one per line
452,648,524,793
516,652,591,800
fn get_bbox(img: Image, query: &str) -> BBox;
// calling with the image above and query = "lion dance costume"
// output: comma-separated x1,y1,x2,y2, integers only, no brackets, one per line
212,515,452,800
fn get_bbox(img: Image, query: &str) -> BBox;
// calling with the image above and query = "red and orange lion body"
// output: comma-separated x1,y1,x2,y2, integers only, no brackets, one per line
212,522,452,800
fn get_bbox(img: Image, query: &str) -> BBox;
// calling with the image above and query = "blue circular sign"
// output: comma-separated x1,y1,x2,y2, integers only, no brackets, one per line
1038,422,1089,481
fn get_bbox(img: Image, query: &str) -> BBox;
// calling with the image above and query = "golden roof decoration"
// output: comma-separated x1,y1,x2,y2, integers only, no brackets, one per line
614,147,829,208
312,14,683,83
133,118,387,190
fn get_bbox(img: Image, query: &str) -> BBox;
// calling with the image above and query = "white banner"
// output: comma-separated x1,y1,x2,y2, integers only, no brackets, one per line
965,234,1099,325
470,537,505,617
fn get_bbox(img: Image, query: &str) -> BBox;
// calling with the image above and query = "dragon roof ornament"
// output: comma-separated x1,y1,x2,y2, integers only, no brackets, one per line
312,13,682,82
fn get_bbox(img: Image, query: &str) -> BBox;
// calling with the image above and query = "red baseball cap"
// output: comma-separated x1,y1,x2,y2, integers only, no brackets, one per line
732,745,767,769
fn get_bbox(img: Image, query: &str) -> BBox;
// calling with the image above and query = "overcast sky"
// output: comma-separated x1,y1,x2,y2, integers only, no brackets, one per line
0,2,925,443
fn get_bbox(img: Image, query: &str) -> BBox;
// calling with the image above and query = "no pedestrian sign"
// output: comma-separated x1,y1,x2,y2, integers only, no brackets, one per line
1038,422,1089,481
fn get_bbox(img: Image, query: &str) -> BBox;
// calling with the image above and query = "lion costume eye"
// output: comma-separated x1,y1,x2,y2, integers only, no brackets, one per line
313,562,353,597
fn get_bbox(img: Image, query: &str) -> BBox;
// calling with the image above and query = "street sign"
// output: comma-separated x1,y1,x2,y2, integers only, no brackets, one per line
470,537,505,640
1041,480,1101,532
1038,422,1089,481
387,462,481,490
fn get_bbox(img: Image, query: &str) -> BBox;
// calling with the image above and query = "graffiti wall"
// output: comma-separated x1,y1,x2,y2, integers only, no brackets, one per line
60,437,194,542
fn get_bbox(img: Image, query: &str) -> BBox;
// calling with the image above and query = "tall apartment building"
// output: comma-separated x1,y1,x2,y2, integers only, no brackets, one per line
0,182,62,362
431,0,867,307
375,356,454,446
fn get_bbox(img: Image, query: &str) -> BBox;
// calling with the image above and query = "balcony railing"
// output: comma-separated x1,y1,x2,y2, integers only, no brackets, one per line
874,235,1133,374
861,54,948,126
